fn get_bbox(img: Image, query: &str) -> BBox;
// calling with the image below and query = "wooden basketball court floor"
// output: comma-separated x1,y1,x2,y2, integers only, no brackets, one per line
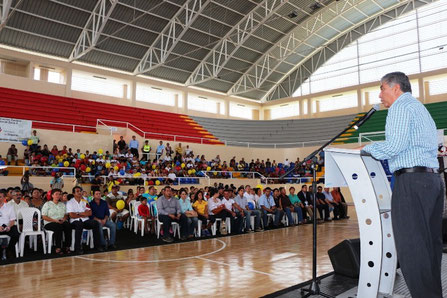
1,212,359,297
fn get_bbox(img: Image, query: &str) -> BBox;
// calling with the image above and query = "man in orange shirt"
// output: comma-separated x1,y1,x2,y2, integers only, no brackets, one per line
331,187,348,219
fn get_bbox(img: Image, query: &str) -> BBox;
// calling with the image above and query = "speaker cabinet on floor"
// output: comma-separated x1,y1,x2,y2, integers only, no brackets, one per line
328,238,360,278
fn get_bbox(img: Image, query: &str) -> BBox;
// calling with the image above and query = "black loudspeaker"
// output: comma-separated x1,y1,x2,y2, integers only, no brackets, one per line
328,238,360,278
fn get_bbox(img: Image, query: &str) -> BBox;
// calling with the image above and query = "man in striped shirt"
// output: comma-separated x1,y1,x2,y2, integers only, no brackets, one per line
362,72,443,298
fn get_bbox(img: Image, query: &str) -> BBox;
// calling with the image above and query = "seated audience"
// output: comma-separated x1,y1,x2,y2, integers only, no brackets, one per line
331,187,349,219
192,191,212,236
156,186,187,242
0,190,20,260
323,187,343,220
179,189,198,238
90,190,116,249
7,189,28,217
315,186,331,221
7,144,18,166
41,188,71,254
66,186,102,254
258,187,283,228
278,187,303,225
106,185,130,223
235,186,262,232
137,197,153,234
221,189,243,233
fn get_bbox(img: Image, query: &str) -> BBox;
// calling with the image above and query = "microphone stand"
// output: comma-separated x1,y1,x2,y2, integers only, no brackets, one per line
281,110,376,298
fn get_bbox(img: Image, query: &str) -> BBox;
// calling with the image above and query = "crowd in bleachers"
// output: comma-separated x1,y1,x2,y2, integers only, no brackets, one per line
1,132,324,184
0,182,348,261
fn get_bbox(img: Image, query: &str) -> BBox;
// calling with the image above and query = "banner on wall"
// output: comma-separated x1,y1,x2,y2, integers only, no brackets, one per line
0,117,32,143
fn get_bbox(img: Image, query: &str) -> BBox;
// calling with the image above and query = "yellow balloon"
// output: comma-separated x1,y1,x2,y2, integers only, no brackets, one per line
181,163,185,168
206,166,211,171
192,169,196,174
116,200,125,210
213,172,217,176
133,172,141,177
86,167,91,173
105,163,111,169
113,166,119,171
155,180,160,186
64,161,69,167
152,164,156,170
80,154,85,159
58,159,63,163
98,149,103,155
256,184,263,191
27,139,33,145
91,160,95,165
187,170,192,175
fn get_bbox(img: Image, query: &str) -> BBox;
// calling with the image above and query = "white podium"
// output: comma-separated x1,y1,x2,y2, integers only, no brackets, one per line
324,148,397,298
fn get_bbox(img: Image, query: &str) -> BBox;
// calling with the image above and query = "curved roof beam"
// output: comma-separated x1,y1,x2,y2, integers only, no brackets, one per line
227,0,402,97
68,0,118,62
133,0,211,75
263,0,437,101
185,0,289,86
0,0,23,32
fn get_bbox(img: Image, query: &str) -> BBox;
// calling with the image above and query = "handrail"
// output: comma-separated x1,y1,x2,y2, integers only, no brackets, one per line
202,170,265,179
358,131,385,145
1,165,76,177
32,119,110,134
264,176,324,184
96,118,363,148
80,175,209,185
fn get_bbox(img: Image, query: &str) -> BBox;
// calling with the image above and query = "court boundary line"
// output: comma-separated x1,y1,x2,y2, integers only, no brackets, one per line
74,238,227,263
195,256,275,276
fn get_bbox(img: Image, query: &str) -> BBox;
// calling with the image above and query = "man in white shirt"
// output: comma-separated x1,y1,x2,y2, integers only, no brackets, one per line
221,189,243,233
0,190,19,260
66,186,102,254
7,189,29,218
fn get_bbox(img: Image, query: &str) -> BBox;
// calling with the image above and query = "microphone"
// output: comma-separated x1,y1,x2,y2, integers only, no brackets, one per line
353,104,380,130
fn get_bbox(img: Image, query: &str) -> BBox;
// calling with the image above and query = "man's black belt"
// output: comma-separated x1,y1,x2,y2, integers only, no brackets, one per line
394,166,439,176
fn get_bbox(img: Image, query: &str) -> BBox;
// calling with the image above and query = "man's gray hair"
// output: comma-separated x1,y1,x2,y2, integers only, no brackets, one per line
381,72,412,93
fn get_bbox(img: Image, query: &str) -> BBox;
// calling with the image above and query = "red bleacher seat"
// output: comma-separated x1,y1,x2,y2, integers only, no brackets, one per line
0,87,222,144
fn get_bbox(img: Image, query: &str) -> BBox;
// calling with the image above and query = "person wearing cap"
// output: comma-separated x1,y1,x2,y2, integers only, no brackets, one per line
361,72,443,297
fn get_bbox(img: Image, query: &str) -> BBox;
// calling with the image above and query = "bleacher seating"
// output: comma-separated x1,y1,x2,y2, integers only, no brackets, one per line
191,114,356,148
0,87,221,145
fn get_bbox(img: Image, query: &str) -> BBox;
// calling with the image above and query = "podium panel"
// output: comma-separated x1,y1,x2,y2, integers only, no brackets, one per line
324,148,397,298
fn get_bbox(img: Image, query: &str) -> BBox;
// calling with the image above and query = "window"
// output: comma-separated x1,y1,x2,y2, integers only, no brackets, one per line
289,0,447,97
71,70,130,99
302,99,308,114
48,70,62,84
270,102,299,119
33,67,64,84
317,92,358,112
136,84,175,106
188,95,219,114
229,103,253,119
426,75,447,96
33,68,40,80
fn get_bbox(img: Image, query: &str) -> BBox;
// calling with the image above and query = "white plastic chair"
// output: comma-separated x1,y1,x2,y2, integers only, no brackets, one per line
133,201,147,236
44,229,54,254
128,200,138,231
211,217,231,236
17,208,46,256
70,229,93,251
152,203,180,239
0,235,19,258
